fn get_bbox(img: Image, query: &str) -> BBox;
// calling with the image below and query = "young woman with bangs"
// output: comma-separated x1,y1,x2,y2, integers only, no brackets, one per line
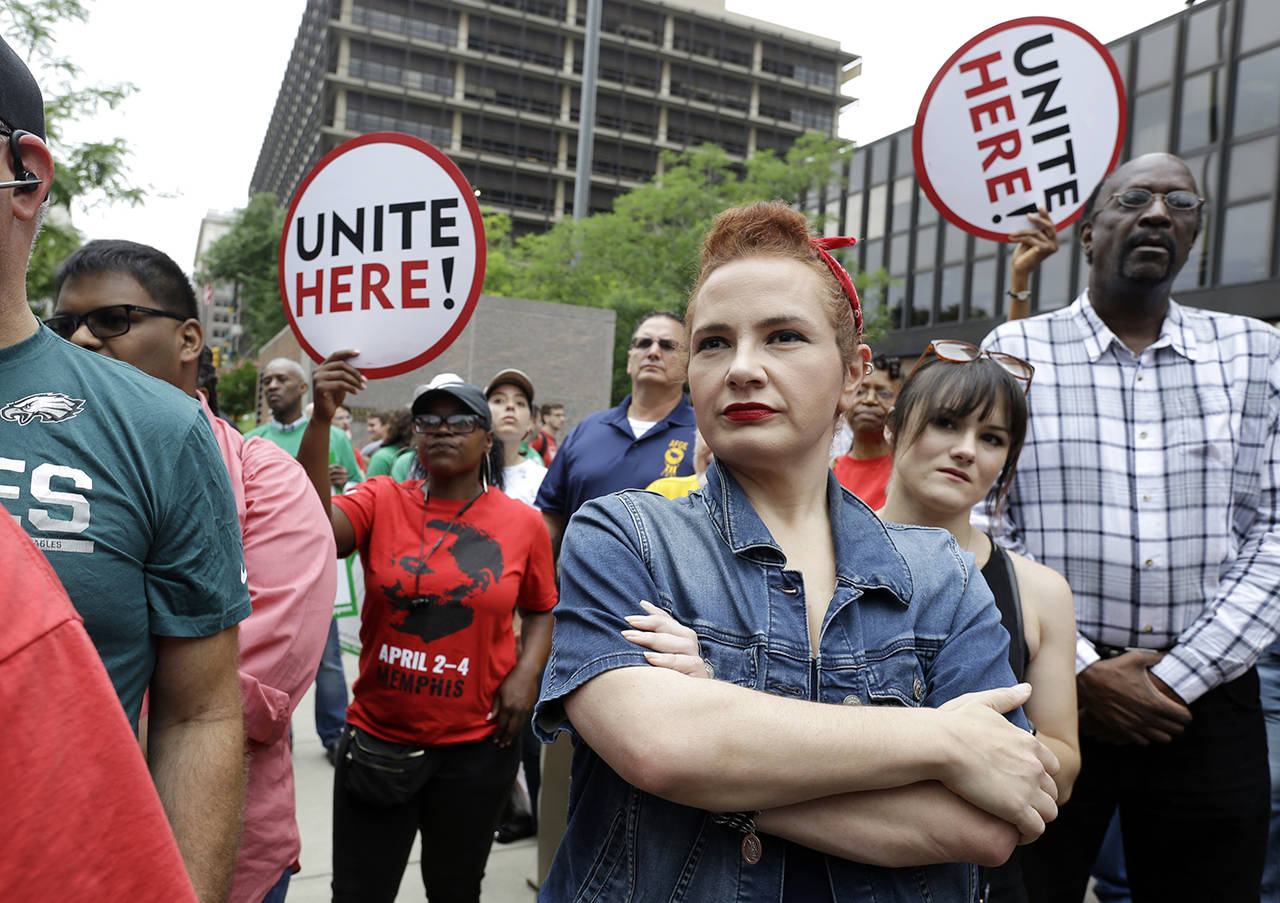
879,347,1081,901
533,201,1060,903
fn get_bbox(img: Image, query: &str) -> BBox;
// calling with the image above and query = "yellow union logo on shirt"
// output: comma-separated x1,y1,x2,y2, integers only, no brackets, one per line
661,439,688,477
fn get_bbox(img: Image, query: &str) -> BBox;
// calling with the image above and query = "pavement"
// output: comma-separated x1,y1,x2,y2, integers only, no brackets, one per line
286,650,538,903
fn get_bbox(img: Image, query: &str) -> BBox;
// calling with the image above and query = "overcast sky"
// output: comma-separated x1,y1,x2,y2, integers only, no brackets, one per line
37,0,1187,273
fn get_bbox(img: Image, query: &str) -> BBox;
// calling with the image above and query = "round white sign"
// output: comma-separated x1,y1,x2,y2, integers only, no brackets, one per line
278,132,486,378
913,17,1126,242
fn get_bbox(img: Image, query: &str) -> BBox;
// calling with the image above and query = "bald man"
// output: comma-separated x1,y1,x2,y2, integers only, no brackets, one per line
248,358,364,762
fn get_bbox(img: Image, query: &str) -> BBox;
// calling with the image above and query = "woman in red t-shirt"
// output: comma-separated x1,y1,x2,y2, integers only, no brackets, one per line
298,359,557,903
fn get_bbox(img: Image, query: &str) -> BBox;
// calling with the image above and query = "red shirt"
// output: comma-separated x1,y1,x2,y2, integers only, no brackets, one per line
0,517,197,902
832,452,894,510
334,478,557,746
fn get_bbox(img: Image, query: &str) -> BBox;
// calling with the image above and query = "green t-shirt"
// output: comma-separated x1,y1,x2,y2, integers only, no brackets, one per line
246,418,364,485
391,446,417,482
0,326,252,728
365,442,404,478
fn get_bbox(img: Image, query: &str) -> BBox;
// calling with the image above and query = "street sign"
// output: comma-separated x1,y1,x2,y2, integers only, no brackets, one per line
278,132,486,378
913,17,1126,242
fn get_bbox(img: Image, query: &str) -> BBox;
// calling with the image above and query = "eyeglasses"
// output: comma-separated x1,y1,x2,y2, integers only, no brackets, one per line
907,340,1034,393
412,413,485,434
1108,189,1203,213
630,336,680,353
45,304,188,340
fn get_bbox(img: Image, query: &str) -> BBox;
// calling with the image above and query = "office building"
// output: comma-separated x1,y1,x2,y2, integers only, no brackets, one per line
251,0,858,235
840,0,1280,356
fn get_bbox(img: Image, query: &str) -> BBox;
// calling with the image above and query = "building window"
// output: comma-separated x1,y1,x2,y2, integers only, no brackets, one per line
1185,2,1233,71
969,256,995,320
1179,69,1223,152
938,263,964,323
1233,46,1280,137
845,192,864,238
1037,236,1074,311
1227,135,1278,203
1131,86,1172,156
1240,0,1280,54
1135,21,1176,92
908,270,933,327
889,175,913,233
1219,198,1272,284
865,185,887,240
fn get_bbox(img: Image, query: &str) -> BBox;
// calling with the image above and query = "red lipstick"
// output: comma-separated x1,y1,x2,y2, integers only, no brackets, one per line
723,403,777,422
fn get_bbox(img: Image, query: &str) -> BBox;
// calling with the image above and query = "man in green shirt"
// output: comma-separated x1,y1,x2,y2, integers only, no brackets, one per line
248,357,363,761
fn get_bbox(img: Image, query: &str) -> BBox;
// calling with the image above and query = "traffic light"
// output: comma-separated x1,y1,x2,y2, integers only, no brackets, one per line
211,345,222,368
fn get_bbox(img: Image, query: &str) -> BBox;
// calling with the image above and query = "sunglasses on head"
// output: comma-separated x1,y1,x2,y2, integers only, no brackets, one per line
907,340,1034,393
630,336,680,353
45,304,188,341
412,413,485,435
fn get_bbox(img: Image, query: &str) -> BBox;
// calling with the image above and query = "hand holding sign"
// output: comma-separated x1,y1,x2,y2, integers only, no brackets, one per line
279,133,486,378
914,17,1125,242
312,350,367,422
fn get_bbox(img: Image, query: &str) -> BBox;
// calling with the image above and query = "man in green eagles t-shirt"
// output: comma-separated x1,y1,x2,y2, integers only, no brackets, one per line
248,357,362,761
0,36,249,903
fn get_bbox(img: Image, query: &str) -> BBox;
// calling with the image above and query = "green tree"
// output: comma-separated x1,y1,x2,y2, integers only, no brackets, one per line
198,193,288,352
503,134,882,401
2,1,145,309
218,360,259,421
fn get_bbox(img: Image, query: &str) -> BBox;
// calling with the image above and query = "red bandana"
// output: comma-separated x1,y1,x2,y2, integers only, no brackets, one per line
811,237,862,336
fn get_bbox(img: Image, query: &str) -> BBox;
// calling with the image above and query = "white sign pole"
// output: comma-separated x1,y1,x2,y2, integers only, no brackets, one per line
913,17,1126,242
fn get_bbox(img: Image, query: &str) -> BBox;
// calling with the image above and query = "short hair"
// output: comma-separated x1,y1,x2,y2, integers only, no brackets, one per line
264,358,306,381
887,356,1029,524
872,354,901,381
54,239,198,319
688,202,860,366
540,402,563,417
633,310,684,334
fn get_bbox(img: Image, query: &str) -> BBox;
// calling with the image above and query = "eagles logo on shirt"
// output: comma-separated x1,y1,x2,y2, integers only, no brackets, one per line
1,392,86,426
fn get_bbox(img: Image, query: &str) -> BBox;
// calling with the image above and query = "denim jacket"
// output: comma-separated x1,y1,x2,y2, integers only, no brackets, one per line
535,462,1025,903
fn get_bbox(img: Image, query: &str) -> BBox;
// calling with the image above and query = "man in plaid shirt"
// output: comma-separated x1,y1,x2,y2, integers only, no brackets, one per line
981,153,1280,902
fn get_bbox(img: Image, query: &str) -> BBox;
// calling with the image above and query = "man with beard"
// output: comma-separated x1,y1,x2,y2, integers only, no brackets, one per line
980,153,1280,902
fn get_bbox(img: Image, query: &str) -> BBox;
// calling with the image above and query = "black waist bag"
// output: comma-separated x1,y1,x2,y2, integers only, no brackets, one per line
341,725,433,808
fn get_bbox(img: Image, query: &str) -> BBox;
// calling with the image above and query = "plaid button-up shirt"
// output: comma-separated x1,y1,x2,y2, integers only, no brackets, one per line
979,293,1280,703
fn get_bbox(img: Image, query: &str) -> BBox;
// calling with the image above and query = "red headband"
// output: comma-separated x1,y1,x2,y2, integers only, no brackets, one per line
811,236,862,336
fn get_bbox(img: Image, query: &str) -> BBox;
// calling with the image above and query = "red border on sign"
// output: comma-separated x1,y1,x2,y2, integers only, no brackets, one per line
911,16,1127,243
278,131,488,379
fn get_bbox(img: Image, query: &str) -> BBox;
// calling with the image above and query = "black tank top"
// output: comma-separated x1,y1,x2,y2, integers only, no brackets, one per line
981,539,1029,683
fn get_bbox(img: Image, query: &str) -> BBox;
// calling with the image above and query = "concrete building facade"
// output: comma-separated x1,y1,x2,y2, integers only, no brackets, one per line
250,0,858,235
255,293,616,438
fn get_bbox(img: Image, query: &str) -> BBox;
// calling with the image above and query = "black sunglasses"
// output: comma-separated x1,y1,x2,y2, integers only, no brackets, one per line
1108,188,1203,212
631,336,680,353
412,413,485,434
46,304,188,340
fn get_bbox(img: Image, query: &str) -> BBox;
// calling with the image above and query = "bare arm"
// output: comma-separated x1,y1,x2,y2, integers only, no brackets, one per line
563,666,1057,839
490,609,554,746
621,606,1026,863
1011,552,1082,802
1006,207,1057,321
542,509,566,562
297,351,364,556
149,627,245,903
757,782,1018,868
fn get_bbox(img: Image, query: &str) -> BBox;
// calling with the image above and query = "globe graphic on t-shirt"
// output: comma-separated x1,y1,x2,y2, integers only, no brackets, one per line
382,520,504,644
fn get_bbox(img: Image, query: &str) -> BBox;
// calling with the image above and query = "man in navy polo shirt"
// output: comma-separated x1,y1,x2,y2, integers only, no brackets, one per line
536,310,696,554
